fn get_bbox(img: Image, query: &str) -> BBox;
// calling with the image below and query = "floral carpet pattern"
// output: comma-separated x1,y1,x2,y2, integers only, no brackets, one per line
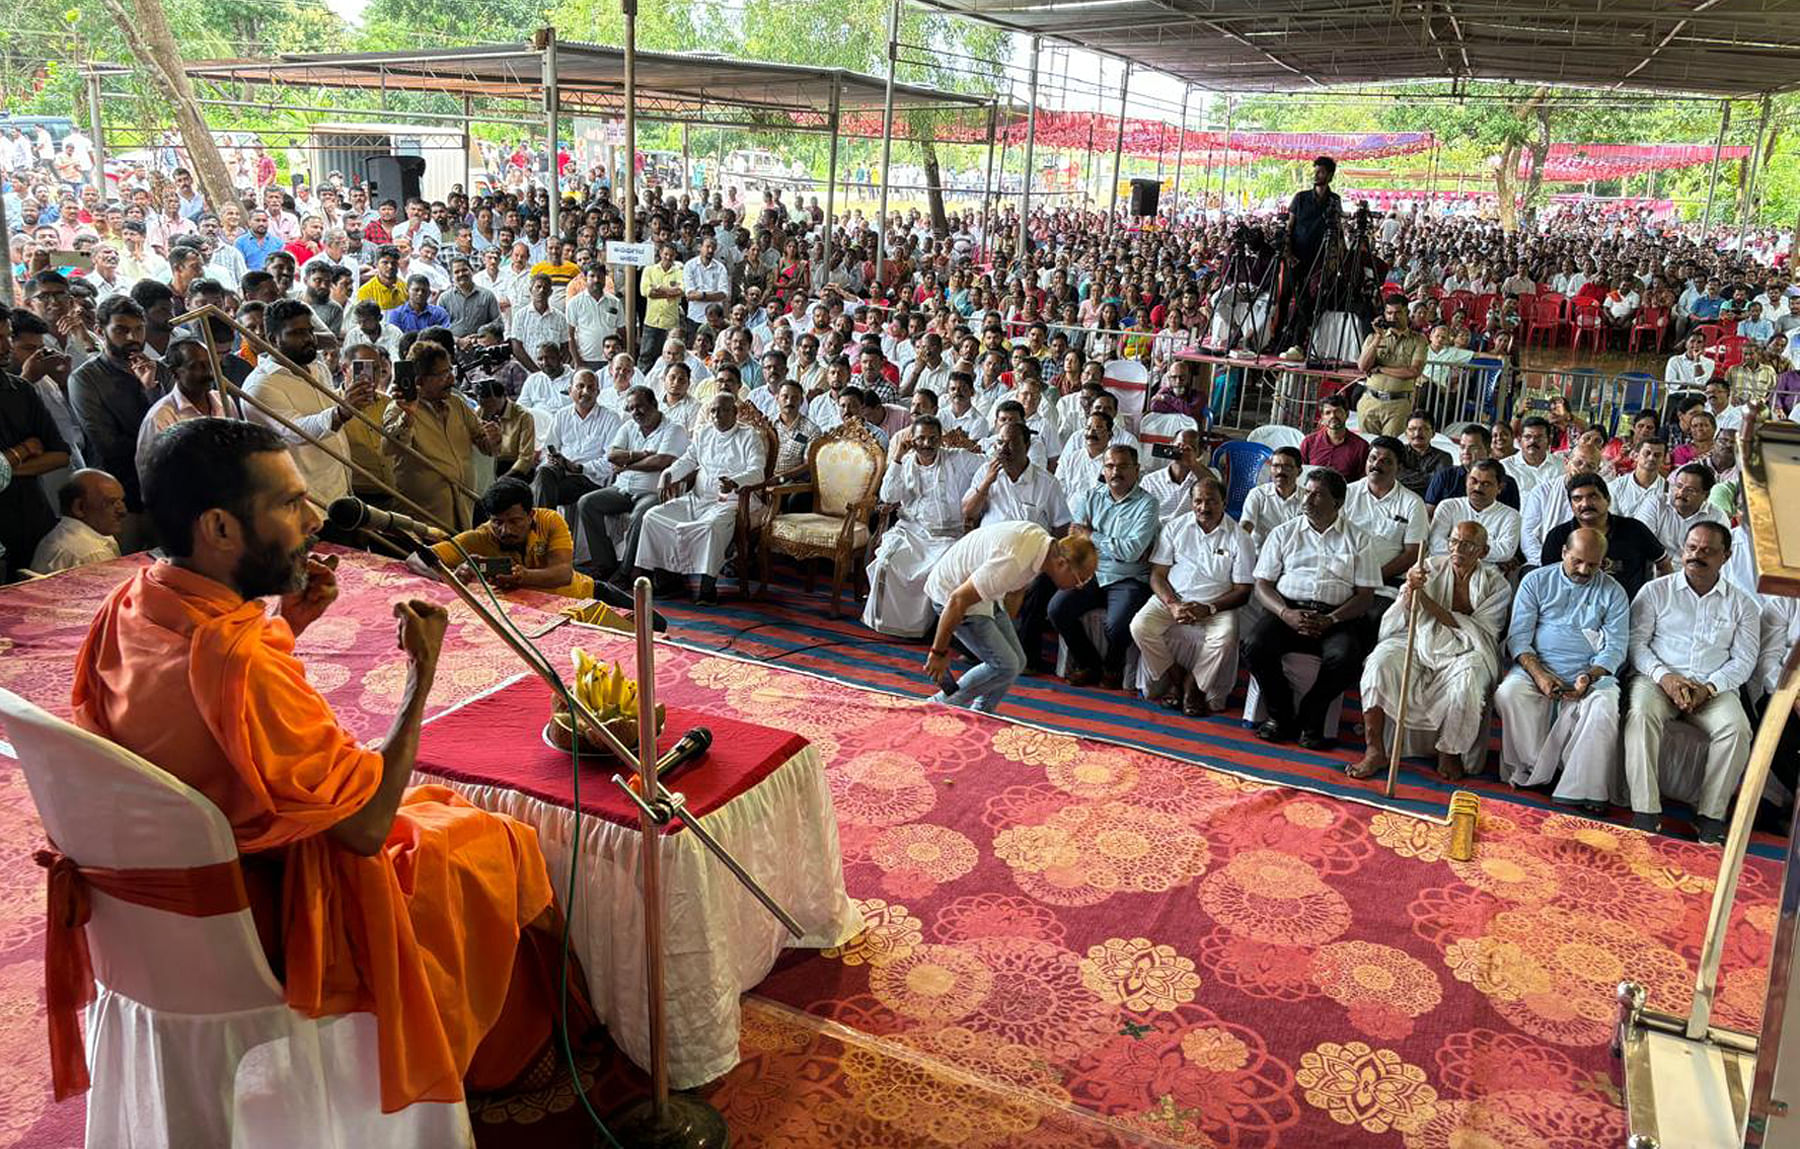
0,552,1779,1148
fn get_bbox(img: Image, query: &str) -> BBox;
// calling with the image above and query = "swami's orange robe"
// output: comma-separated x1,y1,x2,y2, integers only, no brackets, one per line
71,562,555,1112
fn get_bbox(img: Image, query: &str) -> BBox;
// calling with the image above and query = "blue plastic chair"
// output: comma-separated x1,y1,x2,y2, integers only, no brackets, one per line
1211,440,1273,521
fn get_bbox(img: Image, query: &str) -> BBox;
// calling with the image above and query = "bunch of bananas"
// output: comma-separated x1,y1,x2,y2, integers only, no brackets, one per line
571,647,641,719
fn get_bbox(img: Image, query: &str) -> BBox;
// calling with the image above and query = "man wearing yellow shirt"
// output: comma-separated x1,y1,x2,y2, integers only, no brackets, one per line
529,236,580,291
639,243,684,363
411,476,595,599
355,245,408,311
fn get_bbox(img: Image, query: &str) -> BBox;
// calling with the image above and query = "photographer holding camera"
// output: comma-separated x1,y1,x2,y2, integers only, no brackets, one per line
1354,294,1427,437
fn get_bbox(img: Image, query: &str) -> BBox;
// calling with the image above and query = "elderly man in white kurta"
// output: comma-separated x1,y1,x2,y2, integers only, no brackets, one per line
633,392,768,604
1426,459,1522,570
1494,527,1630,814
1350,519,1510,782
862,415,984,637
1130,474,1255,716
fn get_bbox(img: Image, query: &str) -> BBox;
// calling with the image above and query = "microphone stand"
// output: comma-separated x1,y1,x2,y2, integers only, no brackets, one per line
411,545,802,1146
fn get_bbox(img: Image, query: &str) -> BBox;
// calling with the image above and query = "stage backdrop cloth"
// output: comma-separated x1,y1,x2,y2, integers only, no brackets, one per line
411,674,864,1088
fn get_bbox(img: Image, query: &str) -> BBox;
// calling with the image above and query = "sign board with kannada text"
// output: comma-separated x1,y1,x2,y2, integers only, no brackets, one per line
605,240,655,268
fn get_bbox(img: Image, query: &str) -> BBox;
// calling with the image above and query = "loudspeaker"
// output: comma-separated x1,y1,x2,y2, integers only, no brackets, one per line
365,155,426,205
1129,177,1160,217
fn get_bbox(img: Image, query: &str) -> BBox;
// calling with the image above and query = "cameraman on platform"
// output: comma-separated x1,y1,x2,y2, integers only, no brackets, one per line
1285,156,1343,277
1354,294,1427,437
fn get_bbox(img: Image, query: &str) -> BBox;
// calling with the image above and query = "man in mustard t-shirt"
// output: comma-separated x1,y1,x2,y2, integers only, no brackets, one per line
638,243,685,364
411,476,595,598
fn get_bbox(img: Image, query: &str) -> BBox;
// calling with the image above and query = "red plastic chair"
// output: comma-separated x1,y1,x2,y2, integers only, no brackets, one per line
1423,285,1446,300
1470,293,1499,329
1694,323,1724,348
1537,290,1566,321
1718,318,1739,339
1716,336,1748,372
1523,297,1565,349
1570,300,1605,354
1446,290,1475,320
1628,306,1669,355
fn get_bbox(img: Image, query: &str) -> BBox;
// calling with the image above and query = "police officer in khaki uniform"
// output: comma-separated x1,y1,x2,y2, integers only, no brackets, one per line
1354,294,1427,437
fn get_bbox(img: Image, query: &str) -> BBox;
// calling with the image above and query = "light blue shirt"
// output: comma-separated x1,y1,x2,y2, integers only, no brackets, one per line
1507,562,1630,681
1074,484,1158,587
235,231,286,271
1739,318,1775,343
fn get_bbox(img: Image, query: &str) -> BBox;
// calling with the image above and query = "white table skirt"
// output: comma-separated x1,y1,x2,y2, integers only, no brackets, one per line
415,742,863,1087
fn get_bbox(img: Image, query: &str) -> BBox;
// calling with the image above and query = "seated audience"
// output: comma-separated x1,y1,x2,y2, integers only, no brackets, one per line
1298,393,1368,478
635,392,769,605
1343,435,1428,614
1240,445,1304,546
577,385,689,581
1540,473,1669,599
412,476,593,599
862,415,982,637
1426,460,1521,571
30,467,126,572
1424,422,1521,508
1050,445,1158,688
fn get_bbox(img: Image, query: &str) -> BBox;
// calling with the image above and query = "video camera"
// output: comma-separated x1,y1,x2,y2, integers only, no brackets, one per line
456,342,513,377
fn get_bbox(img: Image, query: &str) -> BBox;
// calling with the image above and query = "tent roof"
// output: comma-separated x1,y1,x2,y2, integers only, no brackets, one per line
186,42,991,124
915,0,1800,97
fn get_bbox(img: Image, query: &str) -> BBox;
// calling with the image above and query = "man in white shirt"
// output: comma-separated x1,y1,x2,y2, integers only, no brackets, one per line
1623,521,1760,842
960,421,1068,530
1502,416,1561,495
902,333,953,398
530,370,621,514
1664,332,1717,391
936,368,992,442
1351,520,1510,782
1242,466,1383,748
243,300,370,509
863,416,985,637
633,391,767,603
1056,409,1119,505
1129,475,1255,715
644,337,707,398
1607,438,1669,523
566,271,625,370
681,237,729,340
1015,374,1064,464
29,468,126,572
1427,460,1521,570
577,386,691,580
922,523,1098,714
518,341,577,412
1647,463,1730,556
1140,429,1209,520
1240,445,1305,546
1342,435,1428,611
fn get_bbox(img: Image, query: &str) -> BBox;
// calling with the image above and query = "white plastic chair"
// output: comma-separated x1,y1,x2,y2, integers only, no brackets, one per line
1246,424,1305,451
0,689,473,1149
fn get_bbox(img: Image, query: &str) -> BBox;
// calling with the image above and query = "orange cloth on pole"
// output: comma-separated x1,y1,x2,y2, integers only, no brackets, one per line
70,562,555,1112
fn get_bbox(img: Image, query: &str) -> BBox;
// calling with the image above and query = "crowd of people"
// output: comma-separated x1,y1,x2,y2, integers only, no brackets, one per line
3,145,1798,848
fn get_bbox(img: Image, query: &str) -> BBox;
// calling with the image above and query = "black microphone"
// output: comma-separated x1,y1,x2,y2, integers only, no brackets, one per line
327,496,448,541
652,725,713,785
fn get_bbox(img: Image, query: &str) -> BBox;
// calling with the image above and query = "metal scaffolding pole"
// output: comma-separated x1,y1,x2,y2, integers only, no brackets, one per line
621,8,639,356
540,27,560,234
86,71,107,194
1107,61,1130,236
461,94,473,195
979,99,998,263
1217,96,1234,211
875,0,901,283
1701,99,1730,236
1737,94,1773,250
822,74,842,274
1018,36,1040,260
1170,86,1190,218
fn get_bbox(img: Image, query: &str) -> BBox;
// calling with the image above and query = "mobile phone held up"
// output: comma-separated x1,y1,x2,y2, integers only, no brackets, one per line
1150,442,1183,460
470,555,514,579
391,360,419,402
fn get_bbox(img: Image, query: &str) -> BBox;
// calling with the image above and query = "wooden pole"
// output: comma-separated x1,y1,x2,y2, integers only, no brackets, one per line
1383,548,1431,798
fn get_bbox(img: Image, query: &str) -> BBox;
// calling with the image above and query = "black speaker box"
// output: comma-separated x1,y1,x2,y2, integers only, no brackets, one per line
365,155,426,205
1129,177,1160,217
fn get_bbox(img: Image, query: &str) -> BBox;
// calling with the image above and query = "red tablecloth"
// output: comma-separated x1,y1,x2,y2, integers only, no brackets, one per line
414,676,807,831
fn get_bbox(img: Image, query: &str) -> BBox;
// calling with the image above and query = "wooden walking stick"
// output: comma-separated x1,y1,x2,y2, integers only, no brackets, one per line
1383,545,1431,798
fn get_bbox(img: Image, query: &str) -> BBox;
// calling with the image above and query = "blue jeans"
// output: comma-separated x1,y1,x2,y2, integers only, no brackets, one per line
1049,577,1152,678
934,609,1026,714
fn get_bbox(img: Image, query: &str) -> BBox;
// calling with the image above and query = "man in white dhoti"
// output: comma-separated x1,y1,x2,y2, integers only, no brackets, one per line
1349,520,1509,782
632,392,769,604
1130,475,1255,716
861,415,983,637
1623,520,1761,842
1493,527,1630,814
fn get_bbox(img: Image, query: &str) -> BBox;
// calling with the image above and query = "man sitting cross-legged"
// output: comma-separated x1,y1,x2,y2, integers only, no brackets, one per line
1350,519,1509,781
1129,475,1255,716
633,391,768,605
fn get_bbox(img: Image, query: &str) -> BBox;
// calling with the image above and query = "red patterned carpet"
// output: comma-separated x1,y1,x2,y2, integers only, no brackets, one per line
0,552,1779,1148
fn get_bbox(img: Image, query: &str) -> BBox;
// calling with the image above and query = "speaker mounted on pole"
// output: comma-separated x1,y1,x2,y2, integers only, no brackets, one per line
1129,177,1161,217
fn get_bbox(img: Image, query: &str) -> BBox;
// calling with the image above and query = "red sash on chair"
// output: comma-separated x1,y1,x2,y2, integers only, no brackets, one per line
35,847,250,1101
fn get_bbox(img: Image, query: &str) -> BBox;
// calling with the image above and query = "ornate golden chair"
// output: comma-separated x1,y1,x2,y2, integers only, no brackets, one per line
758,417,885,617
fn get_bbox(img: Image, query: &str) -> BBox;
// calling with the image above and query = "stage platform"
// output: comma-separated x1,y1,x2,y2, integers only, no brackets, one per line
0,551,1781,1147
